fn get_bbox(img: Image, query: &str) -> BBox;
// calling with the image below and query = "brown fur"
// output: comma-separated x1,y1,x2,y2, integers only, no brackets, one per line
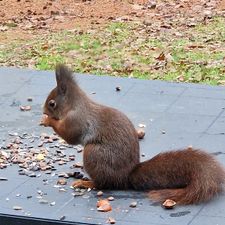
41,64,225,205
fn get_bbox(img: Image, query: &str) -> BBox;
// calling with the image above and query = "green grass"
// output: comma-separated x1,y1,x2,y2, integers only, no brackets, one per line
1,17,225,85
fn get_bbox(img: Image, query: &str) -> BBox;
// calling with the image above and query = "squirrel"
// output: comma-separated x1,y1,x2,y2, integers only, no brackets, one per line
40,64,225,205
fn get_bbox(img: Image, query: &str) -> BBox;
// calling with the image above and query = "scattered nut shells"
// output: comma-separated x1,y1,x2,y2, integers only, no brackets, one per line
162,199,176,209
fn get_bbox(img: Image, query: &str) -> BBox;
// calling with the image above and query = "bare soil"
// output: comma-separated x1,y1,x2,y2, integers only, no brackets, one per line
0,0,225,38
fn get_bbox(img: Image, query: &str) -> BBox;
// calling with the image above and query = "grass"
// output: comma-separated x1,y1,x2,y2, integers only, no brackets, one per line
1,17,225,85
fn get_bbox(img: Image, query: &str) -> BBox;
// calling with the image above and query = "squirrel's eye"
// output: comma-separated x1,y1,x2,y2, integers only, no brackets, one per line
48,99,56,109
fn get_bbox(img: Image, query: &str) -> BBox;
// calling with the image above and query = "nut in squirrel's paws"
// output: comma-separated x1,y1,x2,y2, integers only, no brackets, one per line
72,180,95,189
40,114,50,126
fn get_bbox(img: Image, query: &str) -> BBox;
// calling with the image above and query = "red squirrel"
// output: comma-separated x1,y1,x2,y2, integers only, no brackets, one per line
40,64,225,205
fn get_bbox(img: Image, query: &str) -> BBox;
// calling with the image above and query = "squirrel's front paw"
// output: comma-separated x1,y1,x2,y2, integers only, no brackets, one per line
40,114,50,126
72,180,95,189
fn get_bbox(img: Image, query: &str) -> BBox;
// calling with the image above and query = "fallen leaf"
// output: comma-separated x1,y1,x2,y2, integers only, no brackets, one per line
155,52,165,61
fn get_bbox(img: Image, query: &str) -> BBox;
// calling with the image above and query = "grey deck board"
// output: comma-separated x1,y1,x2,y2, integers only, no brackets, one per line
0,67,225,225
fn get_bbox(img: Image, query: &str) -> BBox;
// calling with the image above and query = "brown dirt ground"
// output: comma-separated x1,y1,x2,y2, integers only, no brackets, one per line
0,0,225,42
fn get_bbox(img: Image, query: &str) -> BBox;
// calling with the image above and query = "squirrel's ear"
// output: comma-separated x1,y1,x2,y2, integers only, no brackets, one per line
55,64,74,95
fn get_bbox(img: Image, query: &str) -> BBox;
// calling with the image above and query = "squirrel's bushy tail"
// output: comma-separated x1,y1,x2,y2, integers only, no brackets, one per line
148,177,223,204
129,148,225,204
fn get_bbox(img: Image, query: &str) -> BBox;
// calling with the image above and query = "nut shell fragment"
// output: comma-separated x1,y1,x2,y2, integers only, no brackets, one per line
57,178,67,185
137,129,145,139
107,217,116,224
97,204,112,212
129,201,137,208
162,199,176,209
20,105,31,111
97,199,112,212
13,206,23,210
97,191,103,197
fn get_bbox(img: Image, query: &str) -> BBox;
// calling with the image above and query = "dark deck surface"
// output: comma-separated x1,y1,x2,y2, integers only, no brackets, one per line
0,67,225,225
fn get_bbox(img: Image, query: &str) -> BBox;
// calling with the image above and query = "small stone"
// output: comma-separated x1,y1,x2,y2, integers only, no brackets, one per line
13,206,22,210
129,201,137,208
162,199,176,209
161,130,166,134
97,191,103,197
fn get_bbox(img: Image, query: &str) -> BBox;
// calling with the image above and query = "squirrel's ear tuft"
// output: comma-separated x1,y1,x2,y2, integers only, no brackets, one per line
55,64,75,95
